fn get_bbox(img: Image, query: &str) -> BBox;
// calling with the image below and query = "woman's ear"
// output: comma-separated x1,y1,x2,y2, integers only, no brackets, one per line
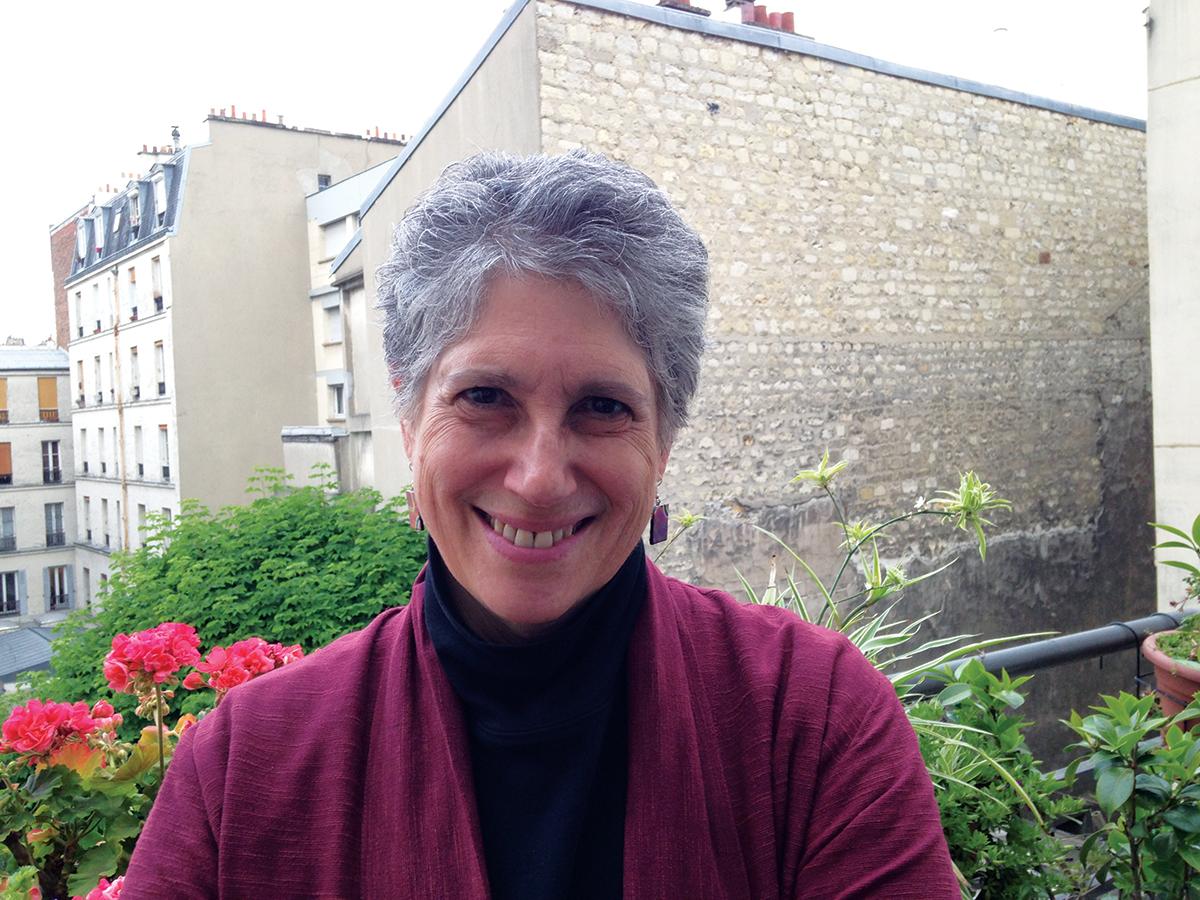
657,441,673,482
401,419,414,460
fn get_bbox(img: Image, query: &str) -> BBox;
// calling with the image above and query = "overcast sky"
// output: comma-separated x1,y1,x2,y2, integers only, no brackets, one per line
0,0,1148,345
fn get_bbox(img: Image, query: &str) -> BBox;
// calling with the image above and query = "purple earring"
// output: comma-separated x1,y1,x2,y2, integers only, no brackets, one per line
649,497,669,544
405,490,424,531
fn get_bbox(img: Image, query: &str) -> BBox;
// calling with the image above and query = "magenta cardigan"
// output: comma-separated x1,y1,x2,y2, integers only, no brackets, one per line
123,561,958,898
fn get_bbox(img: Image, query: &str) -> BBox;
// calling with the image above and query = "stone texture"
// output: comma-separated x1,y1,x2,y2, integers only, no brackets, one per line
535,0,1154,735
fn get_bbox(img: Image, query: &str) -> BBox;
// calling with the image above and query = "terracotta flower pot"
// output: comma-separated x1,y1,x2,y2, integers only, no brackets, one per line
1142,631,1200,724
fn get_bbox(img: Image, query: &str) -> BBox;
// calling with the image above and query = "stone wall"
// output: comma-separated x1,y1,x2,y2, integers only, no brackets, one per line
535,0,1153,745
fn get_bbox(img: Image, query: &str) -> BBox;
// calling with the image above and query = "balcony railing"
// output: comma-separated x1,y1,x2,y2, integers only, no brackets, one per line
86,528,92,542
39,409,59,423
94,321,101,333
46,531,66,547
43,468,62,484
137,463,144,477
154,296,164,312
82,461,89,473
49,592,71,611
130,307,138,321
0,410,7,424
0,536,15,552
132,386,140,400
103,533,110,548
0,475,11,485
158,381,166,396
162,465,171,481
100,462,107,475
76,395,85,408
77,326,83,337
95,392,103,405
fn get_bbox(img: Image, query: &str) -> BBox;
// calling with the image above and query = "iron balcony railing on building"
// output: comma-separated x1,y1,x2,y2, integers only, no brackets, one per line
46,531,66,547
43,468,62,484
39,409,59,423
0,410,8,424
0,536,15,552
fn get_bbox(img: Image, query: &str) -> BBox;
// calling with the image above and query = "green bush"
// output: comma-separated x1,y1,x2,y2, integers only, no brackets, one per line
34,468,426,726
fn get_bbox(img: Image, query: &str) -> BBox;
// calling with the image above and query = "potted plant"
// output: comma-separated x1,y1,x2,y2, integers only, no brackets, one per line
1141,514,1200,719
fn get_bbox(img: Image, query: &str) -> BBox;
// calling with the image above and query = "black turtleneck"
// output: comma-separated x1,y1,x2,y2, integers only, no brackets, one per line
423,539,646,900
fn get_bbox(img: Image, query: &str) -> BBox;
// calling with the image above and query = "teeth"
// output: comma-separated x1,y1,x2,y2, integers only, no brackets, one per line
489,515,576,549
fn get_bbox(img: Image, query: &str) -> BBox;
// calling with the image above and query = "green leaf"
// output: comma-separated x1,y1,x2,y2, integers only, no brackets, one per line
1096,766,1134,816
1151,522,1195,542
936,684,974,707
67,842,120,896
1193,512,1200,547
1160,560,1200,576
1134,772,1172,801
1180,843,1200,870
1165,805,1200,833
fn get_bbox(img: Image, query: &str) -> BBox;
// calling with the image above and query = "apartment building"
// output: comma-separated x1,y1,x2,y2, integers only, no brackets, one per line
282,159,395,491
0,347,77,623
61,114,402,582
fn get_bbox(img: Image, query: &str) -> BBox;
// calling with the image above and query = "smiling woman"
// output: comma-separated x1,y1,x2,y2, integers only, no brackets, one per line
122,151,959,899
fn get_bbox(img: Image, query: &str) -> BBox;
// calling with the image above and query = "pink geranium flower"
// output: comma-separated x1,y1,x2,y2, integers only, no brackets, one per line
103,622,201,696
183,637,304,701
73,875,124,900
0,699,97,764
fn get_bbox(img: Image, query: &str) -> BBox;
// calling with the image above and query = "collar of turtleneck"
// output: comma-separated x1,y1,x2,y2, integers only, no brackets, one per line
422,538,646,741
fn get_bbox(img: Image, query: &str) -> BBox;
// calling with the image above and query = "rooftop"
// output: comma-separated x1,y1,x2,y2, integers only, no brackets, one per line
0,346,69,372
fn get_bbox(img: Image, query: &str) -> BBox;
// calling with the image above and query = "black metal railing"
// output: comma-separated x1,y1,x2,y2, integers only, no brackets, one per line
46,531,66,547
0,536,15,552
910,611,1194,695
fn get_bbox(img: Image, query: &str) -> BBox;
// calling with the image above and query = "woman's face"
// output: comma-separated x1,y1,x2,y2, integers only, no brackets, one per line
401,272,670,635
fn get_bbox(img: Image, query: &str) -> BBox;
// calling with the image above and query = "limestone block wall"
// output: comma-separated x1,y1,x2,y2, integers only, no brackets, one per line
535,0,1153,720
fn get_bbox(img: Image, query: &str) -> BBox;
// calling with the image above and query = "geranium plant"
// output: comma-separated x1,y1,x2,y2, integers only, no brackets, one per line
1,623,303,898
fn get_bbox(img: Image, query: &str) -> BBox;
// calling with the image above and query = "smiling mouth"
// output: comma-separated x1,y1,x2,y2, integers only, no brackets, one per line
476,509,593,549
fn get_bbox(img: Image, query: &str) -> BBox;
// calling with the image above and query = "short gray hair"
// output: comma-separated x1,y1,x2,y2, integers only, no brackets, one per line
376,150,709,440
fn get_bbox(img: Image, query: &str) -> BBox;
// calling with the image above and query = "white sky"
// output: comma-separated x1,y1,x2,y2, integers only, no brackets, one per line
0,0,1148,345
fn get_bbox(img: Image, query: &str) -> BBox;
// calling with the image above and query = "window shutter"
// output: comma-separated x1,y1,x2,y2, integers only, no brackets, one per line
38,377,58,412
66,567,75,606
0,443,12,479
17,570,27,615
0,377,7,409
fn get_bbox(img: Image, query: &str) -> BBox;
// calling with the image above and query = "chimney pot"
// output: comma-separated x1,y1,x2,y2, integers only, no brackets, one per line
278,114,284,124
219,108,226,117
781,11,794,31
142,144,148,152
754,5,768,25
230,104,236,118
262,108,267,122
374,126,380,138
740,2,755,23
769,11,782,28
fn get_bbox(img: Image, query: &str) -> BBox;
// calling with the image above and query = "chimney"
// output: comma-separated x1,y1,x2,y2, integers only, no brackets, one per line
261,108,267,123
769,11,782,28
754,5,768,25
781,11,794,31
657,0,711,15
230,104,237,118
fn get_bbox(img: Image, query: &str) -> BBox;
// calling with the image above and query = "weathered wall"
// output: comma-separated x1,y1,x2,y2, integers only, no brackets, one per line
536,0,1154,735
48,219,76,350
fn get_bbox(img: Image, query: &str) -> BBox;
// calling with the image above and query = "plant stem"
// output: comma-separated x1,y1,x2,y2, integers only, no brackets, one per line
1128,748,1142,900
821,484,852,547
827,510,946,602
154,683,166,784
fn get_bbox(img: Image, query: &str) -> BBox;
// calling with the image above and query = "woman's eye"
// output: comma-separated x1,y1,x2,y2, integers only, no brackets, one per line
582,396,631,418
462,386,503,406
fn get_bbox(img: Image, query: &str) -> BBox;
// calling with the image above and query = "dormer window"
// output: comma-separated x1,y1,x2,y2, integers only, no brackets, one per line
75,219,88,263
94,212,105,254
112,208,123,235
153,175,167,226
129,189,140,232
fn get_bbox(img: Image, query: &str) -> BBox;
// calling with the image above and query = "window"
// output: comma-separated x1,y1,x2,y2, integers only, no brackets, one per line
105,276,114,329
76,361,84,406
93,356,102,403
75,219,88,263
83,567,91,607
161,507,172,524
98,428,106,474
151,256,163,308
83,496,92,543
42,441,61,483
324,305,343,344
45,503,65,546
101,499,109,547
75,292,84,337
155,341,166,395
92,284,102,332
159,426,170,480
0,508,14,552
134,426,144,477
330,384,345,418
94,212,105,254
153,176,167,226
0,377,7,424
111,208,122,235
47,565,70,610
129,347,140,399
0,442,11,485
107,353,115,402
80,428,88,473
129,189,140,231
317,173,332,191
137,503,147,535
0,571,18,615
128,267,138,320
116,500,122,549
38,376,59,422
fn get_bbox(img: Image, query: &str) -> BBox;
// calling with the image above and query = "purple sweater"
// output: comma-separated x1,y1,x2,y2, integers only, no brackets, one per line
123,562,958,898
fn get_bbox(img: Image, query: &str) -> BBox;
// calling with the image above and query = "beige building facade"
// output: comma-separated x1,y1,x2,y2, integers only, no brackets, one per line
62,116,403,589
1147,0,1200,610
0,348,76,623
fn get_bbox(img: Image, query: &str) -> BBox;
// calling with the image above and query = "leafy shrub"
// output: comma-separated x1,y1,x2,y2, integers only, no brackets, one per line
34,468,426,732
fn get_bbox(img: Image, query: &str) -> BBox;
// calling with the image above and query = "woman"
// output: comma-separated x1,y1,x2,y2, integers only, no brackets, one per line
124,152,957,898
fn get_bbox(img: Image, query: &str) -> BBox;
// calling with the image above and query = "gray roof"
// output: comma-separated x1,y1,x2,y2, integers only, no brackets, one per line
0,626,56,681
0,347,69,372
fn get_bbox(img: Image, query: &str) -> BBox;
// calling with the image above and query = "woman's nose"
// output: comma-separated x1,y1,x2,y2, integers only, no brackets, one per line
503,422,576,508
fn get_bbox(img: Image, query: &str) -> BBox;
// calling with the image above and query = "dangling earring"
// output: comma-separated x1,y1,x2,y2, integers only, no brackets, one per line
405,490,424,531
649,495,669,544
